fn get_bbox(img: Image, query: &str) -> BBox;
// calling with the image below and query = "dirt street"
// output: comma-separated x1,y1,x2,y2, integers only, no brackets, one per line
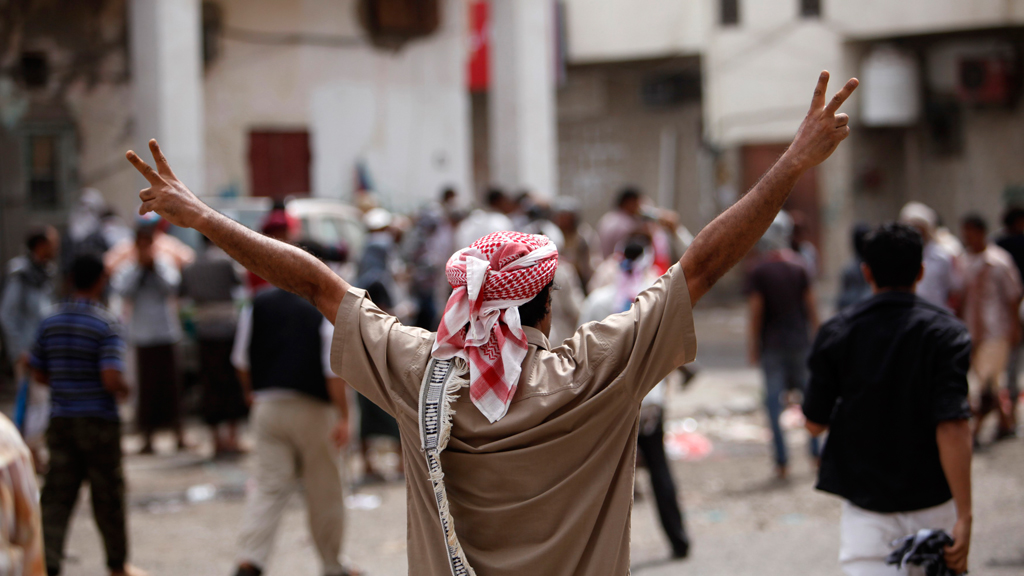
56,306,1024,576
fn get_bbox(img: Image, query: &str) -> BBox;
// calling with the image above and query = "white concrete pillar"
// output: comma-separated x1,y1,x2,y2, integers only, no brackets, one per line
130,0,205,195
488,0,557,198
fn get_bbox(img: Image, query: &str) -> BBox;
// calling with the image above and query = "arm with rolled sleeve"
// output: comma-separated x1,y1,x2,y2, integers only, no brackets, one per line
930,326,973,424
931,325,973,573
803,319,843,435
99,321,129,400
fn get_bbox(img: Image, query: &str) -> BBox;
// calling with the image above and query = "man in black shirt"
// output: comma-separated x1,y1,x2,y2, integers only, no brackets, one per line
748,212,820,480
803,223,973,575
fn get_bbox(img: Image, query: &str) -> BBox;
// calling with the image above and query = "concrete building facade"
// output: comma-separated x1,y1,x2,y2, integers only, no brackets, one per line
0,0,472,265
561,0,1024,287
5,0,1024,295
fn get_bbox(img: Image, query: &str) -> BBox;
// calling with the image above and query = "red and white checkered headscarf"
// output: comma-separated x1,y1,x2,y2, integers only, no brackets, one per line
432,231,559,423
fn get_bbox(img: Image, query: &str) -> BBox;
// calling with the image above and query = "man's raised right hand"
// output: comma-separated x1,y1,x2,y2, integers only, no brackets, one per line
126,140,211,230
781,71,859,173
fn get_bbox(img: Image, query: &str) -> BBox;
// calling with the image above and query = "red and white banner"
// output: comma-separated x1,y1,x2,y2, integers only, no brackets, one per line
468,0,489,92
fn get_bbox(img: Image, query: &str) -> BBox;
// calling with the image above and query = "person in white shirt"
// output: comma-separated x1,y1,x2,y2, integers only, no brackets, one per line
112,224,186,454
959,214,1024,445
454,188,515,249
899,202,962,310
579,238,691,559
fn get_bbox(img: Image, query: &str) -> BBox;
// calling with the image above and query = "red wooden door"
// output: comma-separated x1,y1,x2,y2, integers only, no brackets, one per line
249,131,311,199
741,143,821,265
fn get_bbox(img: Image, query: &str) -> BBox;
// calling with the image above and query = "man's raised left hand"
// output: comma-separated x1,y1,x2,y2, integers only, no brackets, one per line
126,140,211,230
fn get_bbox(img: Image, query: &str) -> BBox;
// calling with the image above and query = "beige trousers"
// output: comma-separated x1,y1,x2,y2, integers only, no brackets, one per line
970,339,1011,397
237,395,345,575
839,500,957,576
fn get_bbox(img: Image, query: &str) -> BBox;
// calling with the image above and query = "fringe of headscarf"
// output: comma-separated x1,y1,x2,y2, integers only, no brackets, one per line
419,357,476,576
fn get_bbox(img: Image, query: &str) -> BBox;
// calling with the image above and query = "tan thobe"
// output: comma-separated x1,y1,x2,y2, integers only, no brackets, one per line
331,263,697,575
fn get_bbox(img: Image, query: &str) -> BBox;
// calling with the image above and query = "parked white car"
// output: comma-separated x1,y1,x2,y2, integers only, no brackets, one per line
169,196,366,275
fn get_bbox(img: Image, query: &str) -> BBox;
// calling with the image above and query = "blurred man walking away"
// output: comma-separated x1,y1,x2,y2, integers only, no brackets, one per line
31,254,146,576
2,228,59,367
900,202,961,311
0,411,44,575
551,197,599,293
579,238,691,560
597,187,643,259
180,236,247,456
747,212,819,480
112,223,186,454
105,215,194,278
1,227,59,457
355,209,404,481
455,188,514,249
406,188,458,330
128,71,858,575
230,280,356,576
246,203,297,294
959,214,1023,445
803,223,973,576
789,210,818,279
995,206,1024,434
836,224,872,311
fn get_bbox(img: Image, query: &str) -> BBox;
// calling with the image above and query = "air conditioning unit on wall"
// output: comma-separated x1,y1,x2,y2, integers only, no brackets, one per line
360,0,440,47
861,46,921,127
957,57,1015,106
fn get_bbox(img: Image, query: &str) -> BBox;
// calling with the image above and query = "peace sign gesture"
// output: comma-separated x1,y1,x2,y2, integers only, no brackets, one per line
126,140,211,229
783,71,859,172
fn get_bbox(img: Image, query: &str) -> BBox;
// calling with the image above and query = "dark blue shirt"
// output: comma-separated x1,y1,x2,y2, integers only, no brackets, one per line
30,299,124,421
747,254,812,351
803,292,972,513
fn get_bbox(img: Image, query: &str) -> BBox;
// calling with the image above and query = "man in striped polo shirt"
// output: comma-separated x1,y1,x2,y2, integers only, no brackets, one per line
30,254,145,576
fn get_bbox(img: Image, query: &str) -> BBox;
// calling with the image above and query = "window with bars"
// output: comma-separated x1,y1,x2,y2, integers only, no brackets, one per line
28,135,60,211
800,0,822,18
21,126,75,213
721,0,740,26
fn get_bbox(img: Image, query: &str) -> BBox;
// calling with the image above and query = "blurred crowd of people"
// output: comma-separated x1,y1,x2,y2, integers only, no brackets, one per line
2,177,1020,575
0,181,698,575
747,200,1024,485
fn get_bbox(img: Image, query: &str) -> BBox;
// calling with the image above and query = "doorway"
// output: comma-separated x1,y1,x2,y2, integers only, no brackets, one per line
248,130,311,199
741,143,821,269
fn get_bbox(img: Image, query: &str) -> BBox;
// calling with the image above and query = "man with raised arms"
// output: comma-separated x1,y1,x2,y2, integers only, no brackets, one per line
126,72,858,576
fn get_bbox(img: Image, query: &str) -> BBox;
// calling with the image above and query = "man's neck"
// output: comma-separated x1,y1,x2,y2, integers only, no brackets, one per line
71,291,100,303
872,286,916,295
